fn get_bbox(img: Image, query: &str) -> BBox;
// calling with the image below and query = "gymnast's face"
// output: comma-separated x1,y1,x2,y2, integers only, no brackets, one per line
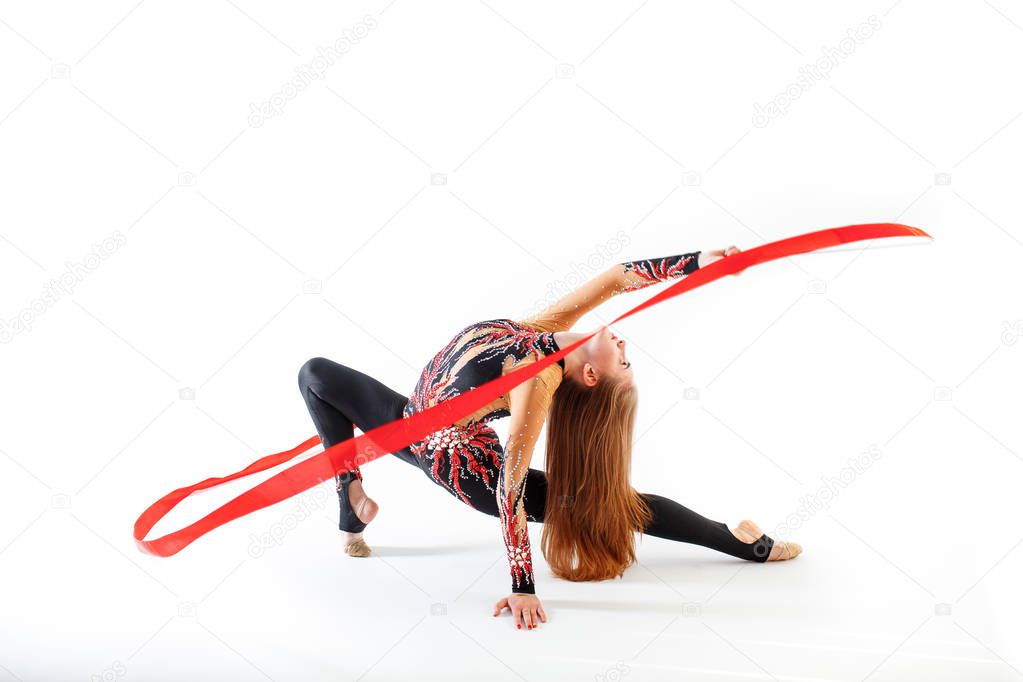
581,327,633,387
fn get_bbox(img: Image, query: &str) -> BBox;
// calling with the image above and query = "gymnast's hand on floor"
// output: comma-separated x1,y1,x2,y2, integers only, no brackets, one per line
493,593,548,630
698,245,743,274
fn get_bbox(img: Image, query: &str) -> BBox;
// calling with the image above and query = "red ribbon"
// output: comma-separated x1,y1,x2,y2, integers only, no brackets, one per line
134,223,931,557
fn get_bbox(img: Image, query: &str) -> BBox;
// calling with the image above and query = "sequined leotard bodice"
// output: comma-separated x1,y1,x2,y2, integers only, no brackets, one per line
402,318,565,429
383,250,701,594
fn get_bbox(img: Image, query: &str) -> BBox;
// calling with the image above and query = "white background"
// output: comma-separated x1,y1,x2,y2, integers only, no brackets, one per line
2,1,1022,680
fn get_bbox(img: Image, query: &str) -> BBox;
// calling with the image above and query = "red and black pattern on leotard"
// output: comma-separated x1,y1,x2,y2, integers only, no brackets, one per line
403,318,562,426
417,420,502,505
402,319,562,593
622,251,700,291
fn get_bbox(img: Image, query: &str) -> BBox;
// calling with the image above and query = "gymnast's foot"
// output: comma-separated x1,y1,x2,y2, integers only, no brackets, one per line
342,480,378,558
731,519,802,561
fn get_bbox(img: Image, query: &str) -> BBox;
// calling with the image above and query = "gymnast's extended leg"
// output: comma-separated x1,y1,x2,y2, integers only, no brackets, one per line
637,493,802,561
297,356,419,556
515,475,799,562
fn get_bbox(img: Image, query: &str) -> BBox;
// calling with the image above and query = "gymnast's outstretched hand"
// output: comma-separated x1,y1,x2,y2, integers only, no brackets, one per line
698,245,743,273
493,593,548,630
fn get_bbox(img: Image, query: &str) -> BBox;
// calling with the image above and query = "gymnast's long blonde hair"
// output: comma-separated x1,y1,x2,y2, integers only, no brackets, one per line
540,375,652,582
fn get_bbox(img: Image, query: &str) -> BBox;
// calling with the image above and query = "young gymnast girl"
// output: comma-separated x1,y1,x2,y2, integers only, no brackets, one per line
297,244,802,631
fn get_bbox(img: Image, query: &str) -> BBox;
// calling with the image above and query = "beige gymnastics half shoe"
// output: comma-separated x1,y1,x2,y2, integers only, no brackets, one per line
767,540,802,561
344,533,372,558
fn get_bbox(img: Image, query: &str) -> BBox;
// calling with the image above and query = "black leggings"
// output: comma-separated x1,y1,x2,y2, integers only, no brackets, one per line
297,357,774,562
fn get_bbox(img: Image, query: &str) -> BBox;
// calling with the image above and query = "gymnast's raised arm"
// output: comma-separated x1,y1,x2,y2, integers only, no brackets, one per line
519,246,740,334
